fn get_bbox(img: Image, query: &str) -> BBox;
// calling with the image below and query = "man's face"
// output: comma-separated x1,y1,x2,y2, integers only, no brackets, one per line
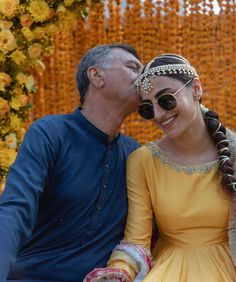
102,48,143,110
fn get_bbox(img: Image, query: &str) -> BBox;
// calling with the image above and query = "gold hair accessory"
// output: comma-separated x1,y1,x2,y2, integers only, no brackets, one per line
137,63,198,95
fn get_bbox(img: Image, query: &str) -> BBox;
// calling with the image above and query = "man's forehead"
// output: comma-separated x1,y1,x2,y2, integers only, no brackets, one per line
111,48,141,64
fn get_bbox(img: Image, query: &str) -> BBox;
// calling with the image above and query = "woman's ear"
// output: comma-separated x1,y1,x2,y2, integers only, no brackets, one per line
192,78,202,101
87,66,105,88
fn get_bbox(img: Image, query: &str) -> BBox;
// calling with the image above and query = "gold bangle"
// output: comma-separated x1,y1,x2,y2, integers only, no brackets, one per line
109,250,139,273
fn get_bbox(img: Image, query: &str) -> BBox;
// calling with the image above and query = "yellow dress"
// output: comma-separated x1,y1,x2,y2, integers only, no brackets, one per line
124,142,236,282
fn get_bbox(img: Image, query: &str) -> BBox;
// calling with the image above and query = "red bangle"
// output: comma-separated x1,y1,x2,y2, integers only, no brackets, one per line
83,267,132,282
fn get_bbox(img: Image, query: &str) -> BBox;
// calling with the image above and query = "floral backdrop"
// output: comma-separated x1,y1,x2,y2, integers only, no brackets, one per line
1,0,236,193
0,0,99,192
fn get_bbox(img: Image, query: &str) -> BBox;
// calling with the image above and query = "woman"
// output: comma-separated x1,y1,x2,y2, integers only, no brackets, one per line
84,54,236,281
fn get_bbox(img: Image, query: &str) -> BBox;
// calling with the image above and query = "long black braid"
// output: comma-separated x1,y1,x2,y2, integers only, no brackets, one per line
204,110,236,192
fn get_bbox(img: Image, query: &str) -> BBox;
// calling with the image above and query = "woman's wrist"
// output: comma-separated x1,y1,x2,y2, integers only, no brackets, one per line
107,260,136,281
83,267,132,282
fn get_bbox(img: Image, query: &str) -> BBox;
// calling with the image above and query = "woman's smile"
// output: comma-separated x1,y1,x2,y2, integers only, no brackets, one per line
159,114,177,128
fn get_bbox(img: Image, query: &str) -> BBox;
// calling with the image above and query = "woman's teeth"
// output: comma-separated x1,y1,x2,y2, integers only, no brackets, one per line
161,116,176,126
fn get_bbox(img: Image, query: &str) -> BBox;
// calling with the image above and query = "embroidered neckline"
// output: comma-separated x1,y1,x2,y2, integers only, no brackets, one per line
146,142,219,175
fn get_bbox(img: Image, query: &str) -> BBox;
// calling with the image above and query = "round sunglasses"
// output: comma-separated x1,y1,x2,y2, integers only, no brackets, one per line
138,78,193,120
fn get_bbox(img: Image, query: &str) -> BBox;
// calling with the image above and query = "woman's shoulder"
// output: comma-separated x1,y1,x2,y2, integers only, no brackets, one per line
128,141,160,161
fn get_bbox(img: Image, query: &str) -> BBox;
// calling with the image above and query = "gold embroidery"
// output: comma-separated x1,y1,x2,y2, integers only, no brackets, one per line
146,142,219,175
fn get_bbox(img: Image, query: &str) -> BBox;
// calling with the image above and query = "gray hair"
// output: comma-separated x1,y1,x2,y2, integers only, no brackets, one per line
76,44,139,104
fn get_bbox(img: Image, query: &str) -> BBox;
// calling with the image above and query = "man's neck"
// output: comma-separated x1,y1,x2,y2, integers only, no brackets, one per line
81,106,124,142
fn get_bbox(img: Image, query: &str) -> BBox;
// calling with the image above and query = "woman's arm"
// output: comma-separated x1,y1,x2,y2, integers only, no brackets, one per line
84,147,154,282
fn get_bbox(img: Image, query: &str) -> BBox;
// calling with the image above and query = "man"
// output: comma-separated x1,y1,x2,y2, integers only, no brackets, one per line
0,44,143,282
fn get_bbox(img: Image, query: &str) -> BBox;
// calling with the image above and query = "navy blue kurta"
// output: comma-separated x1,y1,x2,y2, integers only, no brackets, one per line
0,108,140,282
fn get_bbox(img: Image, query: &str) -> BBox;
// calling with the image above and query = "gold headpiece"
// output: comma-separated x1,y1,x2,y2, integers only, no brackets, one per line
137,55,199,95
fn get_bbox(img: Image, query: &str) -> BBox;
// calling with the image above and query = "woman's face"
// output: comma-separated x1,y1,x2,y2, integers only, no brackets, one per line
139,75,202,140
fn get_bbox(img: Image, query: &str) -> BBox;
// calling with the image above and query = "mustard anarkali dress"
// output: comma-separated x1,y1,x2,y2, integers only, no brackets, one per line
124,142,236,282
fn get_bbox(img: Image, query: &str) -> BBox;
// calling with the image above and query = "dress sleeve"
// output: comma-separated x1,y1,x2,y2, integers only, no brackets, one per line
0,120,57,280
124,148,153,251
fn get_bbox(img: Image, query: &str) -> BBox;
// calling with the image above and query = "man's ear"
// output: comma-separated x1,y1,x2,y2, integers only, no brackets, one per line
87,66,105,88
192,78,202,101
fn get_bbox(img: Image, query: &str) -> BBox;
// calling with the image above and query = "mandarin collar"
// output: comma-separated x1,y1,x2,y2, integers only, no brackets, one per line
72,108,120,144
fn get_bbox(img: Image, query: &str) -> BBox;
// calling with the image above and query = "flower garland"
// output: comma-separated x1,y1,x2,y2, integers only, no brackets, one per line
0,0,99,192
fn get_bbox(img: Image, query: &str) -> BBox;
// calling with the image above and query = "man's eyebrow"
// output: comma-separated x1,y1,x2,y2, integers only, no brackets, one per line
126,60,142,68
155,88,173,98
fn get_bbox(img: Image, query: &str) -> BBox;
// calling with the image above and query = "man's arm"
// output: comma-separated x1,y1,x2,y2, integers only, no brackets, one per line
0,120,56,280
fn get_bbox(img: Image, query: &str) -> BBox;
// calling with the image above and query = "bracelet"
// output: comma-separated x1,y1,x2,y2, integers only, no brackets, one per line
83,267,132,282
108,260,136,281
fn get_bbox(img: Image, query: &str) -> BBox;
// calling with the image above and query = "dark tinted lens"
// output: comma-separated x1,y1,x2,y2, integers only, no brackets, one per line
158,95,177,110
138,102,154,120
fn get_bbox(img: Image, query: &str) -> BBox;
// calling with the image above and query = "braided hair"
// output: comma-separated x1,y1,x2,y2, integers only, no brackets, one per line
204,111,236,192
146,54,236,193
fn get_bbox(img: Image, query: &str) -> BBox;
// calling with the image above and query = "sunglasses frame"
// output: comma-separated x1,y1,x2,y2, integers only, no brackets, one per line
138,78,194,120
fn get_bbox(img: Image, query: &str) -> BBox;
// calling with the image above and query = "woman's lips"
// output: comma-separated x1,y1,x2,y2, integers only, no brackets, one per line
160,114,177,128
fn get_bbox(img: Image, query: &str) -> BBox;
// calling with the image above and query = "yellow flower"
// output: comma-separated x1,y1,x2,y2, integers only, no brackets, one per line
16,73,36,92
16,72,27,85
20,13,34,27
9,113,21,130
10,49,26,65
28,43,42,59
10,96,21,110
0,72,12,91
86,0,92,6
33,27,46,39
0,52,6,63
13,88,23,96
56,4,66,13
5,133,17,149
0,29,17,53
0,97,10,117
64,0,75,7
0,148,17,169
21,27,35,41
28,0,50,23
0,0,19,18
0,20,13,29
10,94,28,110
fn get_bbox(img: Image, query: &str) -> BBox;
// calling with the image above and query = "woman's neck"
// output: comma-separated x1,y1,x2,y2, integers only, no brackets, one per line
158,119,218,164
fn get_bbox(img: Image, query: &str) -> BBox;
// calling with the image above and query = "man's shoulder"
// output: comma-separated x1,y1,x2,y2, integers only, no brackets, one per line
23,112,78,146
119,134,140,150
30,112,76,132
35,112,75,125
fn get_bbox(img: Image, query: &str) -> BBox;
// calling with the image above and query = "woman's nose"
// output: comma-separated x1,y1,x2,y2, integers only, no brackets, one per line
153,102,167,121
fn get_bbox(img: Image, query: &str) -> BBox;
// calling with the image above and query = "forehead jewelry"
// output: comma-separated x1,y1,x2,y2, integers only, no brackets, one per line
137,63,198,95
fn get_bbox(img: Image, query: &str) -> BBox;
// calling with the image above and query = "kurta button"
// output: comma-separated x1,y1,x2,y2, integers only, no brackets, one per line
103,184,106,188
105,164,109,169
97,206,101,211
